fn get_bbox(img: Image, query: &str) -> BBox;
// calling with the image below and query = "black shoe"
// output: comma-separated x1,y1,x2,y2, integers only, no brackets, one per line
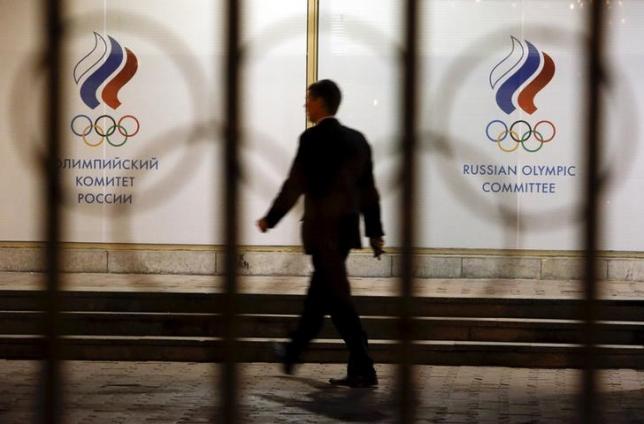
329,374,378,388
272,342,295,375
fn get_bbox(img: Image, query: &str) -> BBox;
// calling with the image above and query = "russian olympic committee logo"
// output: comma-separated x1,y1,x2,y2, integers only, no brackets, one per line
70,32,139,147
487,36,556,153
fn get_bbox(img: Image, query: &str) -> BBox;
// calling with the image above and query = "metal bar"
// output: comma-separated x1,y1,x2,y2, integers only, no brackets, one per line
581,1,605,423
306,0,319,87
220,0,241,422
398,0,418,423
305,0,320,128
43,0,63,423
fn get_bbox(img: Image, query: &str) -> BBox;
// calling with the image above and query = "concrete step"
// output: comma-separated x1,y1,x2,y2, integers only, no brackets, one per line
3,290,644,320
5,278,643,367
3,312,644,345
1,335,642,368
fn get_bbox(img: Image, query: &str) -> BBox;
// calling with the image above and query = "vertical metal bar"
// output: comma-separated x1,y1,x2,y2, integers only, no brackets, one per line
399,0,418,423
43,0,63,423
305,0,319,128
306,0,319,87
221,0,241,423
581,1,604,423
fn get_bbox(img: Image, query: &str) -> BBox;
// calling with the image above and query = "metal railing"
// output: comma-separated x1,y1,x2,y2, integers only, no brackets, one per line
43,0,63,422
221,0,241,422
398,1,418,423
581,2,605,423
38,1,606,423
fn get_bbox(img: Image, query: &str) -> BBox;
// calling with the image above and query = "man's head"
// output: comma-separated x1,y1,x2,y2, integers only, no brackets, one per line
305,79,342,123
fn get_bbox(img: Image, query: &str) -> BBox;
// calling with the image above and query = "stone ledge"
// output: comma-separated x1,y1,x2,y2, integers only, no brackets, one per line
463,257,541,279
108,250,216,275
0,248,107,273
216,251,391,277
217,251,311,276
542,258,608,281
63,250,108,273
391,256,462,278
347,252,392,277
0,248,43,272
1,246,644,281
608,260,644,281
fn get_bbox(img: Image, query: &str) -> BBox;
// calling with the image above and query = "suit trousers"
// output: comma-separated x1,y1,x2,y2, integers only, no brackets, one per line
286,247,375,377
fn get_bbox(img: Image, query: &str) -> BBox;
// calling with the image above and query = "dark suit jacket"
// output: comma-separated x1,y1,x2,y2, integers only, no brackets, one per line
264,117,384,254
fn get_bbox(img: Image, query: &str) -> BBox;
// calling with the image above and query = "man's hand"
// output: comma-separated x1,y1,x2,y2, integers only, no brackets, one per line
257,218,269,233
369,237,385,259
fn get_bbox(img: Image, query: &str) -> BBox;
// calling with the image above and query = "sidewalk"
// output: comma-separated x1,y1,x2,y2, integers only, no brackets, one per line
2,361,644,423
2,272,644,422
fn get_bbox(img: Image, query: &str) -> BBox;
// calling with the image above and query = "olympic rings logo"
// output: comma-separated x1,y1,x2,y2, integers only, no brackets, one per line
70,114,140,147
485,120,556,153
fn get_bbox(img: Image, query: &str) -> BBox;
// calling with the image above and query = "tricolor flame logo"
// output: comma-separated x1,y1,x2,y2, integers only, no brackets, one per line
490,36,555,115
73,32,138,110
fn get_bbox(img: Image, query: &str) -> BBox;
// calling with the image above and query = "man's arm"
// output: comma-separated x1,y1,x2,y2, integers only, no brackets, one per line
260,139,306,230
357,141,385,258
359,142,384,239
370,236,385,259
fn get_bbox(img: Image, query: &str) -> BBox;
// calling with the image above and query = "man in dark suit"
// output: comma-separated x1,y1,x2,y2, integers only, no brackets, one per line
257,79,384,388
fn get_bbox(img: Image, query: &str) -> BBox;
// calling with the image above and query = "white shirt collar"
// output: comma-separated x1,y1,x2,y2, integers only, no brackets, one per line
316,115,336,124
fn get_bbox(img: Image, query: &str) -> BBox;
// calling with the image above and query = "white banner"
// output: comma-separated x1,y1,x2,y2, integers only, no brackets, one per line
1,0,643,251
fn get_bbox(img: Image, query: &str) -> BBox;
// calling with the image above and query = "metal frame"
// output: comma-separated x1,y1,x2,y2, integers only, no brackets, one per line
37,1,605,422
306,0,320,89
398,1,419,423
306,0,320,128
581,1,605,423
221,0,241,422
43,0,63,423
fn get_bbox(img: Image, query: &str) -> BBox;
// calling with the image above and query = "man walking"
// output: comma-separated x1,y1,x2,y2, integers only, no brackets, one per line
257,79,384,388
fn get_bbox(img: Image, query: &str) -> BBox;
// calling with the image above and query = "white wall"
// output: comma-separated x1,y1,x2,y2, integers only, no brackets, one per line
1,0,643,251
